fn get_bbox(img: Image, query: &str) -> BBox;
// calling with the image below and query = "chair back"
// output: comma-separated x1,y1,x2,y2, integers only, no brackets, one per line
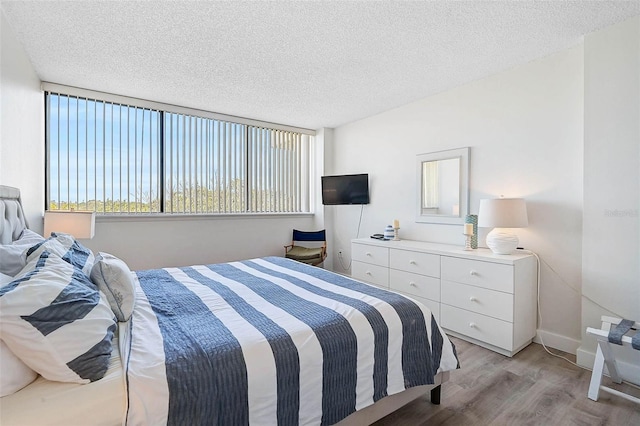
292,229,326,242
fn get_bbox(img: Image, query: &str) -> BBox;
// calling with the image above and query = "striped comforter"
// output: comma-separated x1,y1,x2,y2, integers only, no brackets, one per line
121,257,459,426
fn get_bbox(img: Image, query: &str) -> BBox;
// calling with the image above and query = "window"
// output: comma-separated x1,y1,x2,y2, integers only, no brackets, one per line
46,91,313,215
47,94,161,213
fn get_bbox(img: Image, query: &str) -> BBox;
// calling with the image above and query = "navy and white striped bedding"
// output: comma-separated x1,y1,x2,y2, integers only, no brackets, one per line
121,257,459,426
0,250,116,384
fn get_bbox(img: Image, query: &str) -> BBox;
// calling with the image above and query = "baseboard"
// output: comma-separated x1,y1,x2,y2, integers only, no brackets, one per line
534,329,581,355
577,347,640,386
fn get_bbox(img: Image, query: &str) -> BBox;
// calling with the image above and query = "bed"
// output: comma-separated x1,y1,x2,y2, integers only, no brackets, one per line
0,185,459,425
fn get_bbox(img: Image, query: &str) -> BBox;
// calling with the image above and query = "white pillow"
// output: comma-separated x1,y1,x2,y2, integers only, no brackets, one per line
26,232,95,277
0,272,14,286
0,339,38,397
0,251,116,383
91,252,136,322
0,229,45,276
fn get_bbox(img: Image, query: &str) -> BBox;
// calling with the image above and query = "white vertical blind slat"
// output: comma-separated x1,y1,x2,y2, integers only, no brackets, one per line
46,93,311,215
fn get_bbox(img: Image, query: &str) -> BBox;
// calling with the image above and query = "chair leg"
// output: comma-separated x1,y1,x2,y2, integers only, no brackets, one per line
600,339,622,384
588,338,624,402
588,343,605,401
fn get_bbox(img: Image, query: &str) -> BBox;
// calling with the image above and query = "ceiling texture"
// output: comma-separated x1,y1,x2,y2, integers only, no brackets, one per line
2,1,639,130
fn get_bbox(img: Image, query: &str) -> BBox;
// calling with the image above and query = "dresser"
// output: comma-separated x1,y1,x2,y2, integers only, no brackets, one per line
351,238,537,357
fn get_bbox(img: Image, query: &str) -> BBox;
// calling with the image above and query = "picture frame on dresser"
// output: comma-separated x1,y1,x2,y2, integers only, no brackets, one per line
351,238,538,357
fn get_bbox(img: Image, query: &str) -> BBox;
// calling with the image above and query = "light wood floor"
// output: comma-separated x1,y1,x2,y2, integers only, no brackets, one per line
374,336,640,425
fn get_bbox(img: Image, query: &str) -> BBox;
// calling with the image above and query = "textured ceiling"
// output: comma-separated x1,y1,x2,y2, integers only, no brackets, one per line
2,1,639,130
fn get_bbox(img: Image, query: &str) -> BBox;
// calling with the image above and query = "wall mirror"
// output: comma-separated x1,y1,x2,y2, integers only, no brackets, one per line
416,147,469,224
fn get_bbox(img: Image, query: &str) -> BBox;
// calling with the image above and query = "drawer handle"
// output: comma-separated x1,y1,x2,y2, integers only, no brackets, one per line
469,322,477,328
409,260,417,265
366,252,372,257
409,281,417,287
469,296,477,302
366,271,372,275
470,270,478,276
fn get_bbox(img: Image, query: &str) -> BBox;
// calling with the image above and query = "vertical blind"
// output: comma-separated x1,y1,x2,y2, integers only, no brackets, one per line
47,94,161,213
247,127,309,213
46,92,312,214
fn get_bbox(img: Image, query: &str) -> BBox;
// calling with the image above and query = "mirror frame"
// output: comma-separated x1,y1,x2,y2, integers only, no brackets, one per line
416,147,470,225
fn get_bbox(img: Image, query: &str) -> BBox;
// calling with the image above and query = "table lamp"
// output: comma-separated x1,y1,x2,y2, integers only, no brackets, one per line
44,211,96,239
478,198,528,254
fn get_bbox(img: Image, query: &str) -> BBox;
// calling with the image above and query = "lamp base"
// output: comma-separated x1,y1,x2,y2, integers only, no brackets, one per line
486,228,519,254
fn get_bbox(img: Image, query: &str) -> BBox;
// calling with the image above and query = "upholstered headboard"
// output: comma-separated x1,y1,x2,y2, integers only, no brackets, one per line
0,185,29,244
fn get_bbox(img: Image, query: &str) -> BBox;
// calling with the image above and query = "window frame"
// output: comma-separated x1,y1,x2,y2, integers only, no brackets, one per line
43,83,316,218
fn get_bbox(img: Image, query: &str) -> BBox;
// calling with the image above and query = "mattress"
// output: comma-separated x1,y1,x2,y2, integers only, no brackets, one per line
0,337,125,426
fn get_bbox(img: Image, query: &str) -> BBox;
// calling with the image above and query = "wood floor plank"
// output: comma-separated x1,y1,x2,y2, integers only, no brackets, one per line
373,337,640,426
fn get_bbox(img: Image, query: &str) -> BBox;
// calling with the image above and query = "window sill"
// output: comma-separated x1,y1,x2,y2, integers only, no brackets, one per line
95,212,314,223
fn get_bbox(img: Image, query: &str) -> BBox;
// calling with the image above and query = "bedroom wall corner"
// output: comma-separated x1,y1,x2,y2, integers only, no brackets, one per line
578,15,640,384
0,11,44,234
315,128,334,272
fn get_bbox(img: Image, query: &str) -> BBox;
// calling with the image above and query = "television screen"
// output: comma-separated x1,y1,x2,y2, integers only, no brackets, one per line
321,174,370,205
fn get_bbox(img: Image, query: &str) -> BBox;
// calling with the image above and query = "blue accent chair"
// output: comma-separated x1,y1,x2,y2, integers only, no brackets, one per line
284,229,327,266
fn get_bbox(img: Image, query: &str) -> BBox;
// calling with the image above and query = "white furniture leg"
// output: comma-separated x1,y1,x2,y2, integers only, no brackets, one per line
586,316,640,405
599,338,622,384
587,343,605,401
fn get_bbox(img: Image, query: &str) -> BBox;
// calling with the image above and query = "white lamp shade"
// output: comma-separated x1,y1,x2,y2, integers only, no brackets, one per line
477,198,528,228
44,211,96,239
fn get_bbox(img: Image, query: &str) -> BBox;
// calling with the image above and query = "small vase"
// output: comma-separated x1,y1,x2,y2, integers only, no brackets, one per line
384,225,394,240
465,214,478,249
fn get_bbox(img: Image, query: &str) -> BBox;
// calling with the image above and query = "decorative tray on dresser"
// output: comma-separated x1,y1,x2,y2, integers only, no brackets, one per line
351,238,538,357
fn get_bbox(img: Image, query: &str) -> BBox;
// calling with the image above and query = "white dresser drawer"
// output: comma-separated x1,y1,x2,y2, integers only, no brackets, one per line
390,269,440,301
352,261,389,288
441,304,513,350
390,249,440,278
352,243,389,267
441,280,513,322
351,238,536,357
441,256,514,293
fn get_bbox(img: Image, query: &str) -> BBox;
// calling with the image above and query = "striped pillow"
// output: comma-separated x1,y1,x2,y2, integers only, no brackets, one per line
26,233,95,276
0,251,116,383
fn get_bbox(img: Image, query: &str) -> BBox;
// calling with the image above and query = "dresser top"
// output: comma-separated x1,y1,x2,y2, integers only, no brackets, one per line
352,238,534,265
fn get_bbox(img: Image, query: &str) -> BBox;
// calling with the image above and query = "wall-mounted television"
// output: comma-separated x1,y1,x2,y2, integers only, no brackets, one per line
321,173,370,205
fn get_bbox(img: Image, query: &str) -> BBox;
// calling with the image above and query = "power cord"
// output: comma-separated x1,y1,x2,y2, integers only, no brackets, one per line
519,249,581,367
337,204,364,272
520,248,640,391
533,251,624,316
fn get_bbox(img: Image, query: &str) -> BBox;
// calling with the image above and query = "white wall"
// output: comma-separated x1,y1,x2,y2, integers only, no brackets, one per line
0,12,44,234
579,16,639,383
330,45,585,353
83,215,315,270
